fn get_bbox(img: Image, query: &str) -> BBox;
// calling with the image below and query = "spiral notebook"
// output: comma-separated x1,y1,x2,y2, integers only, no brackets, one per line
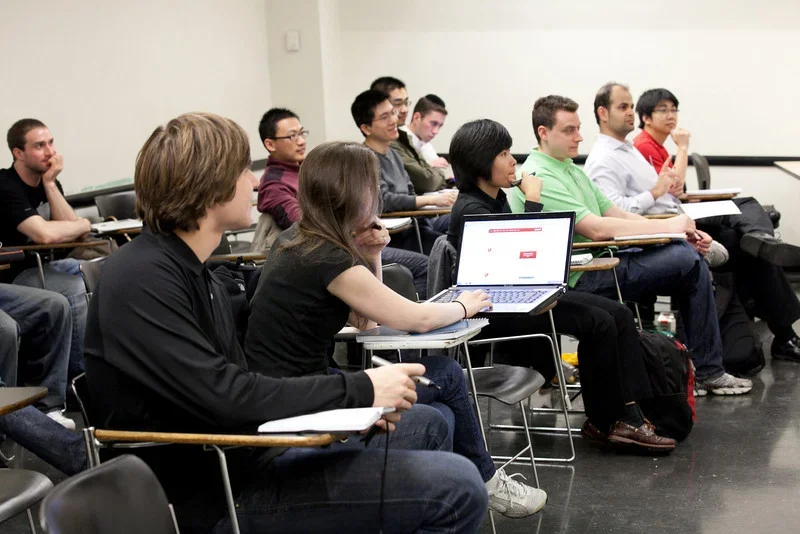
258,407,395,434
356,318,489,342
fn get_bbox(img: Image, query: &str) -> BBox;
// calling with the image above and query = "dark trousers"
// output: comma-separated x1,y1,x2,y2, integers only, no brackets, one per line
698,196,774,236
705,226,800,334
472,291,652,431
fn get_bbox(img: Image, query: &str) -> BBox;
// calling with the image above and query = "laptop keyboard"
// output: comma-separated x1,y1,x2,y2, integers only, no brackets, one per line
434,289,548,304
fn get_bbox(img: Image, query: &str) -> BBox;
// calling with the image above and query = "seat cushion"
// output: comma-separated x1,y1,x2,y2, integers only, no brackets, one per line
0,469,53,522
471,365,546,405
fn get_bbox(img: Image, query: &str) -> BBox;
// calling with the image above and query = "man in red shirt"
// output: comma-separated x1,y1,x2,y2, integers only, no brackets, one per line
635,88,800,362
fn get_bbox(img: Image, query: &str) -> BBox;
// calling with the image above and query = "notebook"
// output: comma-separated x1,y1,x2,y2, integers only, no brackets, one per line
570,253,593,266
91,219,143,233
427,212,575,314
356,318,489,342
679,200,741,220
380,217,412,230
613,233,687,241
684,187,742,196
258,407,395,434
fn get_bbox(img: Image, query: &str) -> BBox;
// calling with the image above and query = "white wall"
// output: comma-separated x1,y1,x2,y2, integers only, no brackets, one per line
0,0,272,194
322,0,800,157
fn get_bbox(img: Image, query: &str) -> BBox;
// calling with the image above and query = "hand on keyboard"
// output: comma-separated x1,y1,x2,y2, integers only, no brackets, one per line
456,290,493,317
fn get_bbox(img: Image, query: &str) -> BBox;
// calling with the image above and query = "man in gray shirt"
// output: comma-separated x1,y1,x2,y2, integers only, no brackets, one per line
351,90,454,254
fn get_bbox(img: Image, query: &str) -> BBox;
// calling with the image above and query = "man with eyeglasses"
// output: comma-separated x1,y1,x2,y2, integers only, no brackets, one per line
256,107,430,297
352,90,454,257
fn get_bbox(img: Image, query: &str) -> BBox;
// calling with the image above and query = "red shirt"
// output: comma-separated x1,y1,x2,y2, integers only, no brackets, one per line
633,130,672,172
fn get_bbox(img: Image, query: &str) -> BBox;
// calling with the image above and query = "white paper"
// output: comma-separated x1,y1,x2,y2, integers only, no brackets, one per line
380,217,412,230
258,407,394,433
680,200,742,220
684,187,742,196
91,219,143,233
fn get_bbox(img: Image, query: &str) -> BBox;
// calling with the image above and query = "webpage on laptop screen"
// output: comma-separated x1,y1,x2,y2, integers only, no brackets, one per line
457,218,571,286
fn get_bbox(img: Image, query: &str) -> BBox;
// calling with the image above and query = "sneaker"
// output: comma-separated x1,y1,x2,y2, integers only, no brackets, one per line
703,240,729,268
693,387,708,397
698,372,752,396
486,469,547,518
47,410,77,430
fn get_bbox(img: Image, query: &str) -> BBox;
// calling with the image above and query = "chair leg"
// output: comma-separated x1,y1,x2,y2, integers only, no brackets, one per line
462,343,490,451
412,218,424,254
33,252,47,290
168,504,181,534
210,445,240,534
82,428,101,468
26,508,36,534
520,402,540,488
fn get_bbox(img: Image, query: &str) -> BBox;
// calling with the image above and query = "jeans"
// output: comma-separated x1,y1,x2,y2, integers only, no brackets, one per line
574,241,725,381
413,356,495,482
0,399,86,475
0,284,71,410
216,403,488,534
14,259,87,379
382,247,429,299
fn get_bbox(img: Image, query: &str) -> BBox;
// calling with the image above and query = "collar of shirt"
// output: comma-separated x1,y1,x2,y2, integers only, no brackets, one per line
524,147,578,176
142,226,206,276
403,126,425,152
595,133,636,152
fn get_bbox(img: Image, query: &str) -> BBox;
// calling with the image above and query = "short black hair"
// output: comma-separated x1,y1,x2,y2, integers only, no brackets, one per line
258,108,298,143
593,82,628,125
412,96,448,118
351,90,390,136
532,95,579,144
449,119,513,193
423,94,446,108
370,76,405,95
635,88,679,129
7,118,46,155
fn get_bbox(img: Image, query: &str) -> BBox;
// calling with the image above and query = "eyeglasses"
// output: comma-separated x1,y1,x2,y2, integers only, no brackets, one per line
390,98,413,109
652,107,680,115
373,108,399,123
271,129,309,142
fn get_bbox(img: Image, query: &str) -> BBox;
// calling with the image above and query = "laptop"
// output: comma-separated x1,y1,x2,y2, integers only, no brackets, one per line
428,212,575,314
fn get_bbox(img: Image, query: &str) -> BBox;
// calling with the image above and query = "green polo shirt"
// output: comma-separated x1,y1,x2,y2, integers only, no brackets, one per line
509,148,614,286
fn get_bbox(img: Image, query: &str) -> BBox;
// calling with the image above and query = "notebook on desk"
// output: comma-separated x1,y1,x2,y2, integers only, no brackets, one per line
613,233,687,241
427,212,574,314
357,318,489,342
90,219,143,233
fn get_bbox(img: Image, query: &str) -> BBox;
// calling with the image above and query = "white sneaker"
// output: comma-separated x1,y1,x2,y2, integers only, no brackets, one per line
486,469,547,518
704,240,729,268
46,410,76,430
698,372,752,395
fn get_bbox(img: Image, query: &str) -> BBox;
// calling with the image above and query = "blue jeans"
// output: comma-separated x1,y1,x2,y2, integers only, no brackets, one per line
0,400,86,475
413,356,495,482
14,259,87,379
218,404,488,534
0,284,71,409
574,241,725,381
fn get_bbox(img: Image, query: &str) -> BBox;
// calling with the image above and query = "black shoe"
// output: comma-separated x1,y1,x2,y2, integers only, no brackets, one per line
740,232,800,267
771,335,800,362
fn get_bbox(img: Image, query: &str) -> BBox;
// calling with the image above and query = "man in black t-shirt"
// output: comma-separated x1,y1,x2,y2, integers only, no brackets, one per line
0,119,91,378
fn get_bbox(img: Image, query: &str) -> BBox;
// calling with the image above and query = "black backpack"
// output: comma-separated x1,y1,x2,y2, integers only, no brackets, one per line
714,272,765,377
638,330,695,442
209,259,262,345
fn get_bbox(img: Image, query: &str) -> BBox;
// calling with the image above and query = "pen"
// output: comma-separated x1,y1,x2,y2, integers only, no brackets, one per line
371,356,441,390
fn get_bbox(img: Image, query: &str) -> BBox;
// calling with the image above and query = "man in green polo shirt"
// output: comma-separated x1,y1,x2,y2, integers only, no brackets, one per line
508,95,751,396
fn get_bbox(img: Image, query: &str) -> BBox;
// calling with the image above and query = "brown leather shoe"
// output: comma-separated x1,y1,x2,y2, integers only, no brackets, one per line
580,420,609,443
607,421,676,452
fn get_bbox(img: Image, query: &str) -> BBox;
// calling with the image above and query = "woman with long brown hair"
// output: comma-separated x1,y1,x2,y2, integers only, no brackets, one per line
245,141,547,519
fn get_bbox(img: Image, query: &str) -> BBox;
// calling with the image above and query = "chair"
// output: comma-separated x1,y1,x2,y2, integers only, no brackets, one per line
426,235,575,463
382,262,418,301
0,468,53,533
79,257,107,303
39,455,178,534
690,153,711,190
94,191,137,221
250,212,282,253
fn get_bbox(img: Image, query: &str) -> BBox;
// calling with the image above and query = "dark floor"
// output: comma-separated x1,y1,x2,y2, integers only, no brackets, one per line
3,320,800,533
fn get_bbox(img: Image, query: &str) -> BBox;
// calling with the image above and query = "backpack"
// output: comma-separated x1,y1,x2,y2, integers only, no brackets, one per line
209,259,262,345
714,272,765,377
638,330,695,441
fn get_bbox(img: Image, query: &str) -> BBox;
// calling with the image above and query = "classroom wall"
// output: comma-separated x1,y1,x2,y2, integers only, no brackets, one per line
322,0,800,157
0,0,272,194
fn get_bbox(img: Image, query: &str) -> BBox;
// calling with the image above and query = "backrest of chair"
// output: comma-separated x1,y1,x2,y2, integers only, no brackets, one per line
250,212,282,253
427,234,458,298
690,153,711,190
94,191,137,220
79,257,107,299
40,455,178,534
212,234,232,256
382,263,417,301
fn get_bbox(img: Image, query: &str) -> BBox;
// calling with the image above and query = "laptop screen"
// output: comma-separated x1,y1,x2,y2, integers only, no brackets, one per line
456,212,574,287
